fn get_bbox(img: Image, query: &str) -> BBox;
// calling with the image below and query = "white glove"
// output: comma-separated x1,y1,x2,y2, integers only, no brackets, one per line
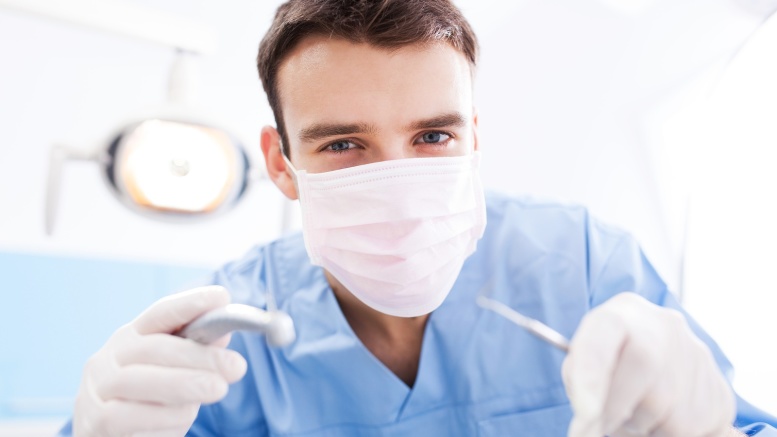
72,286,248,437
562,292,736,437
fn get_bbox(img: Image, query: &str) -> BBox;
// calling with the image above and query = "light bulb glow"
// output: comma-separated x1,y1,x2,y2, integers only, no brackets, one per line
118,119,239,213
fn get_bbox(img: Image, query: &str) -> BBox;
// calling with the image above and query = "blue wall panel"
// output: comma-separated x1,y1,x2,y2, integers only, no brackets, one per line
0,251,211,419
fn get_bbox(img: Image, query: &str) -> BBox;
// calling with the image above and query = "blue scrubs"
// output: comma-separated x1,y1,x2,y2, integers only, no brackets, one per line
186,193,777,436
58,193,777,436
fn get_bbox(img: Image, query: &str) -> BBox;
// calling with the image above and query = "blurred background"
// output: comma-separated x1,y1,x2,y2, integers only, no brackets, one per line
1,0,776,434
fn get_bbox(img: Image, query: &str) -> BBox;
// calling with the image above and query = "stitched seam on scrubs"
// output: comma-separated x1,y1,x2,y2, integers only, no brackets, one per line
587,233,630,303
220,248,266,278
583,207,592,295
311,170,468,190
276,239,290,304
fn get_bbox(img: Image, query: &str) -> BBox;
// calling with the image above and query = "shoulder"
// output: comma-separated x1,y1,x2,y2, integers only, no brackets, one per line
480,192,644,292
209,232,315,308
485,190,588,219
478,192,668,310
482,191,630,253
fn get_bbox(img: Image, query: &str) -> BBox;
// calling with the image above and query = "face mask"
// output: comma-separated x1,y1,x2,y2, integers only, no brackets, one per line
284,152,487,317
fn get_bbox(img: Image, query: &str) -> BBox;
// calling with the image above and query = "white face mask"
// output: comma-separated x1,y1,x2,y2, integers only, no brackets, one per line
284,152,487,317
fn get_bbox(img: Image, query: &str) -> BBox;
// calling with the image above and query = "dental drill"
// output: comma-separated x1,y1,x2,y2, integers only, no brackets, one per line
178,303,296,347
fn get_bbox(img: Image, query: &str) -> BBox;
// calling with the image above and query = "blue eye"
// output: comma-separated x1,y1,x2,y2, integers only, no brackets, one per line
419,132,450,143
327,141,354,153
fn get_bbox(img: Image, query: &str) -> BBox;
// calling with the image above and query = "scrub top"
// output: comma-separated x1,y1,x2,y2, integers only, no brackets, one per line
187,193,777,436
58,193,777,436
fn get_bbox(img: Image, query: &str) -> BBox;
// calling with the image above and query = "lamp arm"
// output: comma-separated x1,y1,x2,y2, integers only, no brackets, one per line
44,145,102,235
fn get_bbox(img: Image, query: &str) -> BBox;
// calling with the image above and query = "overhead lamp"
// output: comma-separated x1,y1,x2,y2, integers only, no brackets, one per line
6,0,271,235
44,49,255,234
107,118,248,215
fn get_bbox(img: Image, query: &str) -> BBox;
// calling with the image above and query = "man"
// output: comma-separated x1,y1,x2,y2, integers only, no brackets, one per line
60,0,776,436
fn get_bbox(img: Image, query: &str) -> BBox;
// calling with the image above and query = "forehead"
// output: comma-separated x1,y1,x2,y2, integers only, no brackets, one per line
275,35,474,137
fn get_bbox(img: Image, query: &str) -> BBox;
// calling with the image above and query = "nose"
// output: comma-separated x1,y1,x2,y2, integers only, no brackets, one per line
374,142,412,162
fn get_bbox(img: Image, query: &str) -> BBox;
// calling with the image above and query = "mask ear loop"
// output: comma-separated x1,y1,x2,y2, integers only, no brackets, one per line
282,154,297,175
276,142,299,237
278,141,297,172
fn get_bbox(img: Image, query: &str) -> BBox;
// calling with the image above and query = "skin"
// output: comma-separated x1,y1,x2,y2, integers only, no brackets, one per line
260,35,479,386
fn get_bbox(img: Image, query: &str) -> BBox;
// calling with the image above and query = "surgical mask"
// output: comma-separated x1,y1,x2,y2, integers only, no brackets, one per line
283,151,487,317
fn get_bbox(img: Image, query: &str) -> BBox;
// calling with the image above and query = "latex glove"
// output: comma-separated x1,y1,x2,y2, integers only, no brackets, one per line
72,286,248,437
562,292,736,437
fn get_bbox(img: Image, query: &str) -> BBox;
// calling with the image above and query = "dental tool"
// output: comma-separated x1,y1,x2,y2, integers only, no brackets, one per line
178,303,296,347
477,295,570,353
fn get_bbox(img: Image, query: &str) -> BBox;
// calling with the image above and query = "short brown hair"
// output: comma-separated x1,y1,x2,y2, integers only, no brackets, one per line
256,0,479,156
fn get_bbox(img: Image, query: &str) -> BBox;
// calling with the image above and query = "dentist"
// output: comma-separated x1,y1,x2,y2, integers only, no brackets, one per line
60,0,777,436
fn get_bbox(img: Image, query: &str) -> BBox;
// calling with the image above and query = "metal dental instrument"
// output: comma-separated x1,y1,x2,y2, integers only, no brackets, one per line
178,303,296,347
477,295,570,353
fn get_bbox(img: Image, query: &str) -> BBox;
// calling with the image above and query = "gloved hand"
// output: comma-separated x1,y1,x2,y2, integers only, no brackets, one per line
562,292,736,437
72,286,248,437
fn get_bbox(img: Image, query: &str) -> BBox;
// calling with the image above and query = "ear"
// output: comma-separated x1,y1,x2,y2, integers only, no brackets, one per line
260,126,298,200
472,110,480,152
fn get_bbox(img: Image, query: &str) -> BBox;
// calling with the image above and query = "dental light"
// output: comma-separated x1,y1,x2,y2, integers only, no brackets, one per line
44,52,251,234
94,49,250,220
105,116,248,216
0,0,257,234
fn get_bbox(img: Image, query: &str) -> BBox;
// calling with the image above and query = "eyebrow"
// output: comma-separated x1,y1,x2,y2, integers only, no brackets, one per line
298,122,376,142
407,112,467,131
297,112,468,143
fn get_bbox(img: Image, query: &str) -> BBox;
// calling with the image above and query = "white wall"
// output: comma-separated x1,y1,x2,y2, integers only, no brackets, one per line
0,0,293,268
0,0,775,422
682,10,777,413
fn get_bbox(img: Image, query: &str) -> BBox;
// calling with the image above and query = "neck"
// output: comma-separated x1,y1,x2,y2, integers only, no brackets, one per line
325,271,429,340
325,270,428,386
